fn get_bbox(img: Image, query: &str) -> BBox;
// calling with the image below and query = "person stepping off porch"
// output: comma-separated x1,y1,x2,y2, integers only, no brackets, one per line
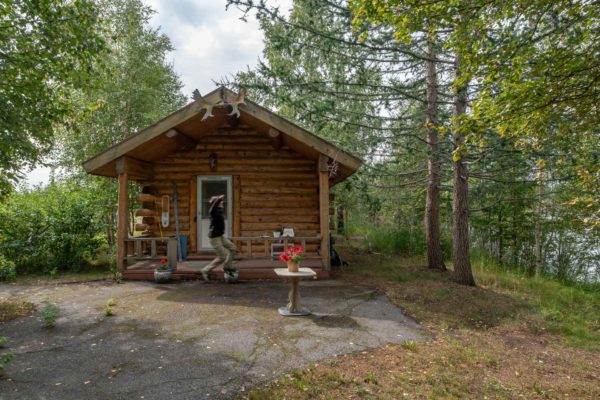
201,195,237,282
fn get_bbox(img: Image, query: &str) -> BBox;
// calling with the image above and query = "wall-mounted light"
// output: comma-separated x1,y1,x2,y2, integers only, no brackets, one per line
208,152,218,170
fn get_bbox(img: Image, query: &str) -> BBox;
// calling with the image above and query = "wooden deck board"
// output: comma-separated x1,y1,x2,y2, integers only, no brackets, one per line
123,257,328,281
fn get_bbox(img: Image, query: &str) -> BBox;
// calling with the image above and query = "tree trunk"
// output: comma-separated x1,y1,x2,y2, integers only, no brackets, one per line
498,211,503,263
451,53,475,286
534,171,544,277
424,40,446,271
511,189,519,268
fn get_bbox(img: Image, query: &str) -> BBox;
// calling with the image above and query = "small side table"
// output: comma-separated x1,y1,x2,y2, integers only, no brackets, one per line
274,267,316,316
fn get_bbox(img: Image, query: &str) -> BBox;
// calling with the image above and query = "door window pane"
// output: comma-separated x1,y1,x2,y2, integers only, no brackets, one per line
201,180,228,218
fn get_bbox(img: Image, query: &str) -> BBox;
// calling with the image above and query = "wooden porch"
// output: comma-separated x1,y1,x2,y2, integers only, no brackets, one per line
121,235,329,281
123,257,328,281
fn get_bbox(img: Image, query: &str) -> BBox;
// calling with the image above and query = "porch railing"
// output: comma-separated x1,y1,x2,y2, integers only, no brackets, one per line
123,236,178,267
122,235,323,267
229,235,322,260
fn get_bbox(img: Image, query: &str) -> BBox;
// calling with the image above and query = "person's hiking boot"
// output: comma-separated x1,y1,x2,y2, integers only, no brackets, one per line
201,270,210,282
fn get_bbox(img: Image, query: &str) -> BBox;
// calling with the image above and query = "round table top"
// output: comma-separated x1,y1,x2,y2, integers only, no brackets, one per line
274,267,317,278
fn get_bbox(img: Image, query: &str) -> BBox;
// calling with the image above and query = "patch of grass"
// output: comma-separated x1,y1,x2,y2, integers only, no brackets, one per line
327,358,340,367
249,368,352,400
248,250,600,399
0,337,7,348
472,254,600,350
341,251,527,331
340,249,600,348
0,349,15,378
364,226,426,256
363,372,378,384
0,297,35,322
400,340,417,352
14,270,111,286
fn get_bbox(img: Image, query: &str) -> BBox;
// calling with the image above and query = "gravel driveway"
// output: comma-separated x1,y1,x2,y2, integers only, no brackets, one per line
0,279,423,399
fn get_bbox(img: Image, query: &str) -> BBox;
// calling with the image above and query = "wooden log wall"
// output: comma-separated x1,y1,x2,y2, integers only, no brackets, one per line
137,127,321,255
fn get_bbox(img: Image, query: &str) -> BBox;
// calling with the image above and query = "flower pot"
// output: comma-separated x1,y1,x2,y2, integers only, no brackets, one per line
287,261,299,272
154,269,172,283
224,269,239,283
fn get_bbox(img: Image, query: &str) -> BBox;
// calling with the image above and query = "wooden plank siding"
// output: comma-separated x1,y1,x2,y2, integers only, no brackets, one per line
137,128,321,257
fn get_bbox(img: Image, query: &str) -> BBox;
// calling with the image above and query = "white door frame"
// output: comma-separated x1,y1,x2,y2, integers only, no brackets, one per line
197,175,232,251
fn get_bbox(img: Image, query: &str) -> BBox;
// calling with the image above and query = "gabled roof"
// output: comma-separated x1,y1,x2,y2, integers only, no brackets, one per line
83,87,362,182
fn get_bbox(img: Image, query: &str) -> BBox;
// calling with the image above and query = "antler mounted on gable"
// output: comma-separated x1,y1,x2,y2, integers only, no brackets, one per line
227,87,246,118
192,89,215,121
191,87,246,121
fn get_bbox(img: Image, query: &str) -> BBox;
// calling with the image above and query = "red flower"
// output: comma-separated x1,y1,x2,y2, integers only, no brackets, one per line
159,258,168,265
279,246,304,264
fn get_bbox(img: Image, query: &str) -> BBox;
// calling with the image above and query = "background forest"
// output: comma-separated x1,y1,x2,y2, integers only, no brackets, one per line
0,0,598,286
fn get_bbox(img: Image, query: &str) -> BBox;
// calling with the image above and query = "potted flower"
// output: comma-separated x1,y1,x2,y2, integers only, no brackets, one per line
279,246,304,272
154,258,171,283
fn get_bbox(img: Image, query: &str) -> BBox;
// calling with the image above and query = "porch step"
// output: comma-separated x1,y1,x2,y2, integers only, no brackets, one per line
123,267,329,281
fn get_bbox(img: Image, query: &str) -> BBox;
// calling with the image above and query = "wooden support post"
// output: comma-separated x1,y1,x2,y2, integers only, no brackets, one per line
318,155,330,270
150,240,157,258
116,165,129,274
135,240,142,257
189,178,197,253
233,175,241,248
167,239,178,269
115,156,152,180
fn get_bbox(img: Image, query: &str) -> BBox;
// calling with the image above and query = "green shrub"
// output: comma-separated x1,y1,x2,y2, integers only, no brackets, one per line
41,302,60,328
0,337,7,348
105,298,116,316
0,180,108,274
0,257,16,281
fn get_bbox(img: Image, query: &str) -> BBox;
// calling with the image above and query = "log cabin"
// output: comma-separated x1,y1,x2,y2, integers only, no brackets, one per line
83,87,361,280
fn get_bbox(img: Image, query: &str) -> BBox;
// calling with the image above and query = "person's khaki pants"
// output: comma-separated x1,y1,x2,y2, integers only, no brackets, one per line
202,236,236,272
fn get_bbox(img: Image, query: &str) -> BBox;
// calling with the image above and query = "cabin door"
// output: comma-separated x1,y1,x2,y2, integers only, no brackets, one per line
197,176,232,251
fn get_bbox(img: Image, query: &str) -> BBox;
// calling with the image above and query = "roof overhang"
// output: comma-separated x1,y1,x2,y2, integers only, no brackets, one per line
83,87,362,183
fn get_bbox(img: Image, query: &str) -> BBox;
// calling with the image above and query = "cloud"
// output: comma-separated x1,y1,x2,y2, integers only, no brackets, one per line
145,0,266,96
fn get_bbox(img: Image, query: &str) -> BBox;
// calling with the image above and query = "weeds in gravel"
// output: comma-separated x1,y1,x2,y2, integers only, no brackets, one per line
41,301,60,328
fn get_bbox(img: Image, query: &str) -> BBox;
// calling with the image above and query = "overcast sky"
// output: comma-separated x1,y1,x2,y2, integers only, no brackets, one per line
145,0,270,96
26,0,290,186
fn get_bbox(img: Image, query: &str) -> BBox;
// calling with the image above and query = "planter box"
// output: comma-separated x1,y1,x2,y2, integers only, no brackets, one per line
154,269,172,283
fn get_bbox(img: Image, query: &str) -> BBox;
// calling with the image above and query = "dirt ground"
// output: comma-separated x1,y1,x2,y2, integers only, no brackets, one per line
0,279,423,400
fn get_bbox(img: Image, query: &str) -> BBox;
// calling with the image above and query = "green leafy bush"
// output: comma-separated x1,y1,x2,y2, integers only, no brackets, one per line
0,180,108,274
41,302,60,328
0,257,16,281
105,298,116,316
